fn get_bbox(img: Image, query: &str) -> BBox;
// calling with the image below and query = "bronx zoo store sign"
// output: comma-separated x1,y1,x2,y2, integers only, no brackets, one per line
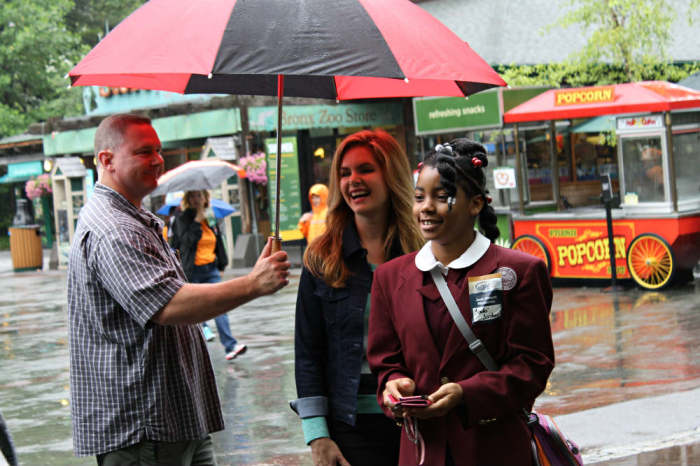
247,103,403,131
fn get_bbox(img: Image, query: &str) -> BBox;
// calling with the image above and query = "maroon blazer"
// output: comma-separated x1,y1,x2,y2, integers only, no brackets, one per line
368,244,554,466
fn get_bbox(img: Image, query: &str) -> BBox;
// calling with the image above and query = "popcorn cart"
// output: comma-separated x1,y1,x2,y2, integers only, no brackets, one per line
503,81,700,289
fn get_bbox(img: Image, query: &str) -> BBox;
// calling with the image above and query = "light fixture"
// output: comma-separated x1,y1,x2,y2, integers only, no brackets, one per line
43,159,53,172
313,147,325,159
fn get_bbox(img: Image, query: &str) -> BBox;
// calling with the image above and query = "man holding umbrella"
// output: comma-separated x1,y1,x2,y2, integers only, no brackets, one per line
67,113,290,463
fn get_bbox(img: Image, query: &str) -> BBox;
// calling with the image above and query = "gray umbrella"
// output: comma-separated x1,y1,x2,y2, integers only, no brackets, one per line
150,160,243,196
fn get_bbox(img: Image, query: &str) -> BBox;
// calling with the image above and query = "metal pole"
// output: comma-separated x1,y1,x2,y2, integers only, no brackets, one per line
549,120,560,210
498,131,506,206
604,198,618,288
271,74,284,252
664,112,678,212
513,124,524,215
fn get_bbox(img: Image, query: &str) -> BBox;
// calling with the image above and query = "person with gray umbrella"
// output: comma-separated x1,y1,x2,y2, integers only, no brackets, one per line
67,113,290,464
171,189,247,361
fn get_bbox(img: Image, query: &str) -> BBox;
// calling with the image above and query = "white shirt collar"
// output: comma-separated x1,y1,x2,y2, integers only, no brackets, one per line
415,231,490,273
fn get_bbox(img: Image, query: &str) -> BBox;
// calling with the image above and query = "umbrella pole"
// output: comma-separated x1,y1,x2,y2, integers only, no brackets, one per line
271,74,284,253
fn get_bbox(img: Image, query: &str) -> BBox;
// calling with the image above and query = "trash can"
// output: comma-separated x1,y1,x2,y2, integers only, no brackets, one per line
9,226,43,271
9,198,43,272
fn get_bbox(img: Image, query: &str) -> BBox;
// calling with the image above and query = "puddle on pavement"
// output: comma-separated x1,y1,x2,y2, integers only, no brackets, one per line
537,282,700,417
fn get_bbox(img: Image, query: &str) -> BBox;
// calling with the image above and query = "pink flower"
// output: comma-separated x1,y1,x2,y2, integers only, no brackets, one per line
240,152,268,185
25,174,52,200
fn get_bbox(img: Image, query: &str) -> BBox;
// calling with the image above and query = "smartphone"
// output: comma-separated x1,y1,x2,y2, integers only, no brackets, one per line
395,395,432,407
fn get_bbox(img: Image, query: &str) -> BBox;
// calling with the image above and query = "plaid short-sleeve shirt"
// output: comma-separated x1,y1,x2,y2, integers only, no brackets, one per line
67,183,223,457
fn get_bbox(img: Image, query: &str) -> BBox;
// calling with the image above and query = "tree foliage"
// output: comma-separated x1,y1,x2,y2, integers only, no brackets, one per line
0,0,144,139
498,0,700,87
496,62,700,88
0,0,83,138
66,0,144,48
557,0,675,81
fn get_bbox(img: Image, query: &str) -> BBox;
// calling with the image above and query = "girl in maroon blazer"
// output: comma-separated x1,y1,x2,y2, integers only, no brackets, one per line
368,139,555,466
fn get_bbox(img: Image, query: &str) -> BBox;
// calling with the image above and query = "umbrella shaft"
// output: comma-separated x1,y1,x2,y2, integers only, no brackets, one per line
274,74,284,239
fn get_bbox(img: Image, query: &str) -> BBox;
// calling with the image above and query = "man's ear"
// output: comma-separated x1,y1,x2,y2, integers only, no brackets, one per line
97,150,113,172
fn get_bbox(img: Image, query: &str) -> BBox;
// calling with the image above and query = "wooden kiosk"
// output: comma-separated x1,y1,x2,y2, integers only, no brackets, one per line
50,157,89,266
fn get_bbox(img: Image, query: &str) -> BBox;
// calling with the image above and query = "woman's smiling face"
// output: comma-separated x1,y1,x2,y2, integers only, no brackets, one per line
413,166,481,246
339,145,389,218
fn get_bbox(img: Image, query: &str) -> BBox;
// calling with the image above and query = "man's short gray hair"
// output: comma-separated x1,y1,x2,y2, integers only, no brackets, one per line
94,114,152,159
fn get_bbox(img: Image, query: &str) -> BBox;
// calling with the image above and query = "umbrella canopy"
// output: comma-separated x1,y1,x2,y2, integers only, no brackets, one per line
69,0,506,241
504,81,700,123
156,197,236,219
151,160,243,196
68,0,505,97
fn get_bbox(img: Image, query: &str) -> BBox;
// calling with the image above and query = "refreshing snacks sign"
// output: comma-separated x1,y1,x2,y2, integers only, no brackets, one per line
413,91,501,135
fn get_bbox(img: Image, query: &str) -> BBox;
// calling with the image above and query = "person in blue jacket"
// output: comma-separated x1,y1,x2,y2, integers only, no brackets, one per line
291,129,423,466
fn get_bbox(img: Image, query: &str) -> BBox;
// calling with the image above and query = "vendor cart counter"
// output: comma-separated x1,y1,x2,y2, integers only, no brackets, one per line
511,207,700,289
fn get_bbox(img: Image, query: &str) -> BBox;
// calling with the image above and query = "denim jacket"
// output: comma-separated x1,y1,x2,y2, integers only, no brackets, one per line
291,224,402,426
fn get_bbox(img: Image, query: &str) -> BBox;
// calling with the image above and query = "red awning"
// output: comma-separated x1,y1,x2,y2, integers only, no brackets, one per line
503,81,700,123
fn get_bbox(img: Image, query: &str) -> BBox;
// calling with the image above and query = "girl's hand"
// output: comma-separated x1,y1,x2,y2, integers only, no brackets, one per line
383,377,415,418
404,382,463,420
310,437,350,466
194,206,206,223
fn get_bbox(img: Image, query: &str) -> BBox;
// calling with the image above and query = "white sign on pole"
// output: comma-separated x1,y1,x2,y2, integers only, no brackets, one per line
493,167,516,189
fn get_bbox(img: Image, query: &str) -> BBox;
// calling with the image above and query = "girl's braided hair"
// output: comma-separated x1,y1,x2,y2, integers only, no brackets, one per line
421,138,500,242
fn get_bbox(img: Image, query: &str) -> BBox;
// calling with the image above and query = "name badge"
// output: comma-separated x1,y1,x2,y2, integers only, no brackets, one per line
468,273,503,323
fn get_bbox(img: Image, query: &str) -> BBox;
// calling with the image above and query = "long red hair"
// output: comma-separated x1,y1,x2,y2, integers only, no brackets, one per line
303,129,423,288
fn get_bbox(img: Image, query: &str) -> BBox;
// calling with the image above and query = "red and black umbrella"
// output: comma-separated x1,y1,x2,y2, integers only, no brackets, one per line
69,0,506,246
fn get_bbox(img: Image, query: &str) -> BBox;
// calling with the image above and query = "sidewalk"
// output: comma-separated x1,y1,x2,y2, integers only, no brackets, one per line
559,387,700,464
2,248,698,465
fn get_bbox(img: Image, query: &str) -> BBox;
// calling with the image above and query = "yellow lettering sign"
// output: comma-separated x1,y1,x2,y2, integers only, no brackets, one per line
548,228,577,238
554,86,615,106
557,236,626,267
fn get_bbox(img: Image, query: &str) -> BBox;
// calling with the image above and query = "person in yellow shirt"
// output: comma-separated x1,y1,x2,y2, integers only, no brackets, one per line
171,190,247,360
298,183,328,245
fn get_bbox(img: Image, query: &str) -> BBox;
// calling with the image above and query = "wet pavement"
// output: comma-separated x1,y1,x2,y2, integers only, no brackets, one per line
0,250,699,465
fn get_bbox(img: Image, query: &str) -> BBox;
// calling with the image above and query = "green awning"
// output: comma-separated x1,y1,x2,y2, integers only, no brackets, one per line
526,127,569,143
0,160,44,184
43,108,242,156
0,175,31,184
570,116,616,133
